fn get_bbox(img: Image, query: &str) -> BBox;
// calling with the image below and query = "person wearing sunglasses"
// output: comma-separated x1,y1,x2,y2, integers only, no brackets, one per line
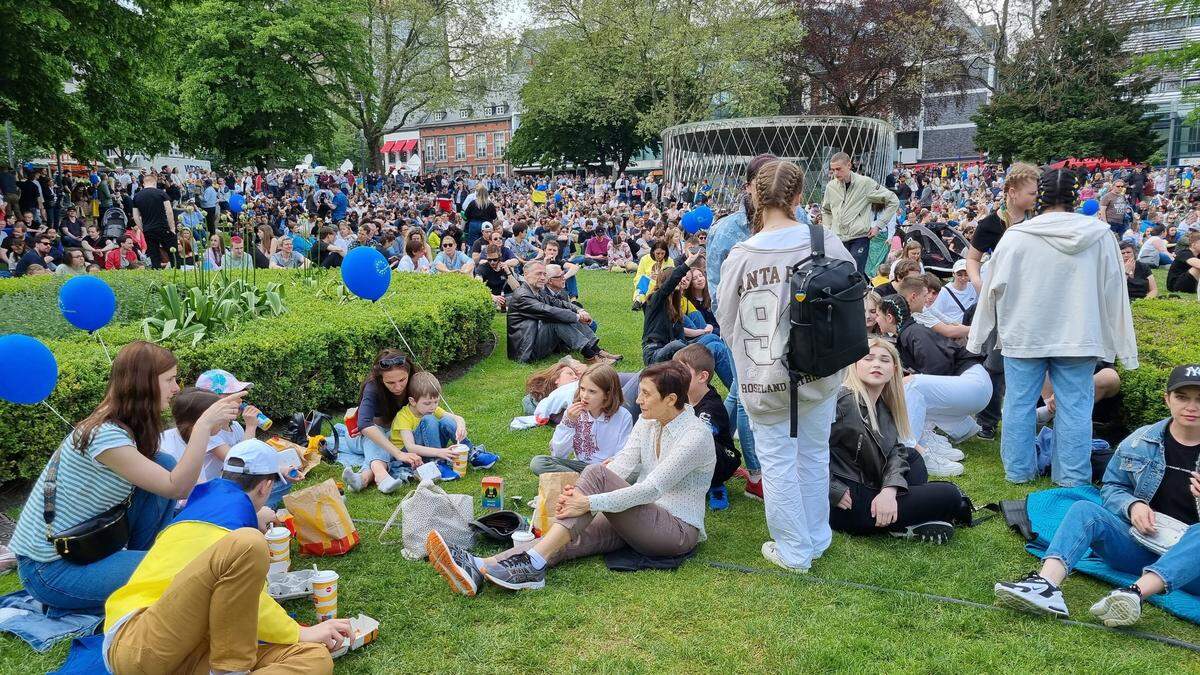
477,244,519,310
506,260,621,365
339,350,426,494
433,234,474,275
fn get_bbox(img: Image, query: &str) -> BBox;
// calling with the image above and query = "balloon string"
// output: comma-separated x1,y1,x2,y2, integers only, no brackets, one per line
379,306,453,415
42,401,76,432
95,333,112,365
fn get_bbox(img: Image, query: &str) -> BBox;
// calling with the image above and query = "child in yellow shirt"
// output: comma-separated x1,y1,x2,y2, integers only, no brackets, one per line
390,372,499,481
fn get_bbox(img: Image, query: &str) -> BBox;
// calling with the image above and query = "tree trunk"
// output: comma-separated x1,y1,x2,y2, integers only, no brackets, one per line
365,130,383,174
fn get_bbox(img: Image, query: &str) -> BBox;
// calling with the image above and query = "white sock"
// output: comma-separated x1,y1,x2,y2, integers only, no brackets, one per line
526,549,547,569
473,556,486,569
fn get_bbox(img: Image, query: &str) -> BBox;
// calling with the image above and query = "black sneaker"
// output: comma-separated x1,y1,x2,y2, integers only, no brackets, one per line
426,530,483,597
888,521,954,544
994,571,1069,617
977,425,996,441
481,552,546,590
631,301,643,312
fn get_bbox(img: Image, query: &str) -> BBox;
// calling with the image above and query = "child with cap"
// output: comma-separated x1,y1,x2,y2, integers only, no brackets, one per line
994,364,1200,626
101,439,349,673
195,369,292,505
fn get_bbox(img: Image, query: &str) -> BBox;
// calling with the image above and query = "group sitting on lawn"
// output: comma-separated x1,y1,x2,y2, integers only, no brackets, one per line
6,156,1200,674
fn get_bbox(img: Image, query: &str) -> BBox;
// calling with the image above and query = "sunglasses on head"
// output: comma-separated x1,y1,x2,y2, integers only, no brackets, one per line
379,354,407,368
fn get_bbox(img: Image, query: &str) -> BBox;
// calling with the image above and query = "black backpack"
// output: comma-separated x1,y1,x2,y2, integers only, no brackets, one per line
787,222,870,436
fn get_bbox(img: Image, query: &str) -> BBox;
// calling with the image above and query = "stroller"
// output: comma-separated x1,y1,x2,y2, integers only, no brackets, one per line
101,207,129,240
903,222,969,278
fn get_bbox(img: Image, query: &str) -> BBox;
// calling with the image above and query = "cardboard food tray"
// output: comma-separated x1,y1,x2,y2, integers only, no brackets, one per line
267,568,317,601
331,614,380,659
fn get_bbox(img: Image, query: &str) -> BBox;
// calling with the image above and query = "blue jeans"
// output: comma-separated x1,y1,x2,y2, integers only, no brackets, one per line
1045,500,1200,594
17,452,179,615
725,376,759,472
413,414,473,469
693,333,734,389
1002,356,1096,486
565,275,579,299
267,479,291,509
466,220,484,248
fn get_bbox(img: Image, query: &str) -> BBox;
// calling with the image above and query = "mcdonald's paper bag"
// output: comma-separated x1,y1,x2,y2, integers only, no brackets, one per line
283,479,360,556
531,471,579,536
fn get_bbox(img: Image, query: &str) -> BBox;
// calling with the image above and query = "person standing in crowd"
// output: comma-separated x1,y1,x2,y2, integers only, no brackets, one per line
199,179,219,234
1099,177,1131,237
968,169,1139,487
821,152,898,273
964,163,1040,292
716,159,854,573
131,173,178,269
463,184,497,248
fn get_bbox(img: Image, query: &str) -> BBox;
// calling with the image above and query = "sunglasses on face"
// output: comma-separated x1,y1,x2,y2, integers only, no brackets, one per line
443,243,455,248
379,354,407,368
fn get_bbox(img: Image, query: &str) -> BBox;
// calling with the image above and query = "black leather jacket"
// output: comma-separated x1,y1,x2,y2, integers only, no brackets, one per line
828,387,911,504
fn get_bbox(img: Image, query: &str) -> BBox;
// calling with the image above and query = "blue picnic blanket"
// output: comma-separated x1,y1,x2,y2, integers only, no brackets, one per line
0,590,101,652
1024,486,1200,625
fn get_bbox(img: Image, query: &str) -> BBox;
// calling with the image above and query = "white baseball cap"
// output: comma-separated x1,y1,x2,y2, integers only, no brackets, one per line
223,439,292,480
952,259,968,274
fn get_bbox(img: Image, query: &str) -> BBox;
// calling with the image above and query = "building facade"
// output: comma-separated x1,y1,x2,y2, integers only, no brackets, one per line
1124,0,1200,165
394,101,516,177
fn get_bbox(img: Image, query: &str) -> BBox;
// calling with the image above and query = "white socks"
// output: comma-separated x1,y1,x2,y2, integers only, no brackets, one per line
527,549,547,570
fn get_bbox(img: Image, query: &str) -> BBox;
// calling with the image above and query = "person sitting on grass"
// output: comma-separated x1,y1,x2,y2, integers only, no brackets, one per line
478,244,519,310
341,350,425,494
397,237,432,273
505,260,621,365
522,357,587,416
102,440,351,674
830,338,963,544
269,235,309,269
222,235,255,270
203,233,226,270
427,362,714,595
631,240,673,311
433,234,474,275
313,225,346,268
530,363,633,475
672,344,740,511
1166,230,1200,296
994,364,1200,627
391,371,498,482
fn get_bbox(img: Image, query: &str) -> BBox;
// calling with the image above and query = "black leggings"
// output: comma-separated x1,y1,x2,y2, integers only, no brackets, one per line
830,452,962,535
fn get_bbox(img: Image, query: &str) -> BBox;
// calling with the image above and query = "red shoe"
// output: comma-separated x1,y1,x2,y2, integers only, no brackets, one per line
743,477,764,502
733,467,750,482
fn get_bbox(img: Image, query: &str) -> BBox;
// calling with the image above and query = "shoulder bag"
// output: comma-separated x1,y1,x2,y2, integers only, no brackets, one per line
43,446,132,565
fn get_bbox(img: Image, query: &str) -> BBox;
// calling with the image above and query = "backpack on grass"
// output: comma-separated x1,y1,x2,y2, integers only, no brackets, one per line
787,221,870,437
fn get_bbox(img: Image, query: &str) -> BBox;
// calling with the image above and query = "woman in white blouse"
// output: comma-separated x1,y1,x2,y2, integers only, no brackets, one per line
427,361,715,594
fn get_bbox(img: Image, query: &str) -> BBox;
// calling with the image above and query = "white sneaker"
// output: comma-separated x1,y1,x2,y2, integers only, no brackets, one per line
378,474,404,494
922,452,964,477
342,466,364,493
761,541,809,574
1089,588,1142,627
920,426,965,461
994,572,1069,617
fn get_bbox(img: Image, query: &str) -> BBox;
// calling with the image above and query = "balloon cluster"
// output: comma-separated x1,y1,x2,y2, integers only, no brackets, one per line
682,204,714,235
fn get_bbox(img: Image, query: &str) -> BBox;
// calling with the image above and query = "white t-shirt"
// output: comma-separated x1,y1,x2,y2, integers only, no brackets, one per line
159,422,244,483
931,283,978,324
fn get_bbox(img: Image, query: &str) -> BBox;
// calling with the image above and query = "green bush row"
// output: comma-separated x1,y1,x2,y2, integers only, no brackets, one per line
1121,297,1200,430
0,270,495,483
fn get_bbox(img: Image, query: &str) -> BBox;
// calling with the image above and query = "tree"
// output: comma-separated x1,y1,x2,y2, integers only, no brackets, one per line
320,0,511,173
971,0,1158,163
0,0,174,161
523,0,796,151
169,0,366,169
778,0,981,119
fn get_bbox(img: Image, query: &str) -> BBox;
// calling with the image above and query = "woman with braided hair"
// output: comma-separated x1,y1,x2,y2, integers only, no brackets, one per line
967,169,1139,487
715,159,855,573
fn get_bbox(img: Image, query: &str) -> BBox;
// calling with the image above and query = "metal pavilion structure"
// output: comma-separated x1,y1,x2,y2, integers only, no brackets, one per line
660,116,897,209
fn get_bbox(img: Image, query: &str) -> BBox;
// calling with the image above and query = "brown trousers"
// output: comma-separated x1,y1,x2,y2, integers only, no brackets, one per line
525,463,699,566
108,527,332,675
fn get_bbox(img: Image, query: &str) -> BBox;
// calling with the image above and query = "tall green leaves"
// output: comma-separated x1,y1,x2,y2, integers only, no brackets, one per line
142,277,285,347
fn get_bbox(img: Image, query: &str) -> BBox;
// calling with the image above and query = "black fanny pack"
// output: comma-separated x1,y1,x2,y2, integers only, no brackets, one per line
43,446,133,564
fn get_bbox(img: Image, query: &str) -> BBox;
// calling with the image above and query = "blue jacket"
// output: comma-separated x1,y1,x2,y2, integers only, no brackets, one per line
1101,418,1170,521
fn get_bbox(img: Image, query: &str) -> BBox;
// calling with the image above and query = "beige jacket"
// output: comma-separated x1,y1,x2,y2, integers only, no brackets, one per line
820,172,899,241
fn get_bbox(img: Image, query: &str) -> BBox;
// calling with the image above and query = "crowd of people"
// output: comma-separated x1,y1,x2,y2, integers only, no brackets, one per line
5,148,1200,672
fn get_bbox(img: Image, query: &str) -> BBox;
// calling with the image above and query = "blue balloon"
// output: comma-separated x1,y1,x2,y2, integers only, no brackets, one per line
681,209,700,234
59,276,117,332
1080,198,1100,216
341,247,391,302
693,204,714,231
229,192,245,215
0,335,58,405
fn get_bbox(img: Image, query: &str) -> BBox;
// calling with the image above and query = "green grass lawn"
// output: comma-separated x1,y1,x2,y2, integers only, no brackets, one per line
3,270,1200,673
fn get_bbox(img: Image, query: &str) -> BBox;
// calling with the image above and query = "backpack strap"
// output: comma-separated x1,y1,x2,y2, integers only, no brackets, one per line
807,220,825,259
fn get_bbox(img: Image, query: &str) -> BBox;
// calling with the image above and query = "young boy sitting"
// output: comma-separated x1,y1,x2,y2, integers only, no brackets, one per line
391,371,499,481
673,344,741,510
994,364,1200,626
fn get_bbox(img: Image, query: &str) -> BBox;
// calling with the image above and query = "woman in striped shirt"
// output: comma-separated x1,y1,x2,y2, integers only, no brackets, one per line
10,342,242,614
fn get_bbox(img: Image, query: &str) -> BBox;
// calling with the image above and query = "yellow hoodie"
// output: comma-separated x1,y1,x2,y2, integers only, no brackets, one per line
104,520,299,644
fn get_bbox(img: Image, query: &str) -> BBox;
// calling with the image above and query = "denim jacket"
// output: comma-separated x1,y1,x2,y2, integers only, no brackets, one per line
706,206,810,311
1101,418,1170,521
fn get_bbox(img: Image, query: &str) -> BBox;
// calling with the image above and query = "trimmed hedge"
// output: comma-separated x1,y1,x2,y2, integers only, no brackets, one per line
0,270,494,482
1121,297,1200,430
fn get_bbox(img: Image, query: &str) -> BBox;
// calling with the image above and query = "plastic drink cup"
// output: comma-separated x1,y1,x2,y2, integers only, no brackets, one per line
511,529,535,545
451,444,469,477
265,526,291,569
311,570,339,620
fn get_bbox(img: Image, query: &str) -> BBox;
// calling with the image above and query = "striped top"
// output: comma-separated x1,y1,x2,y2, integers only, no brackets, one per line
10,424,137,562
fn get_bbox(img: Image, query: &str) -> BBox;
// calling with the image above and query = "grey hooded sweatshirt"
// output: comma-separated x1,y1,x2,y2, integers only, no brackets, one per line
715,223,855,423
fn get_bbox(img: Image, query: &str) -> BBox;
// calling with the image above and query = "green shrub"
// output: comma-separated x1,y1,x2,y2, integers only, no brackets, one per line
1121,297,1200,429
0,270,494,482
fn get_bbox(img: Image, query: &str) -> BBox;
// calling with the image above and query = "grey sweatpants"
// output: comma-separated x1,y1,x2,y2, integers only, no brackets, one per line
529,455,589,475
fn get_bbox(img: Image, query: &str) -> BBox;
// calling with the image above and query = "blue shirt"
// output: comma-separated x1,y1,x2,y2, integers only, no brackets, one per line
332,190,349,221
433,250,471,272
706,205,811,310
200,186,218,209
